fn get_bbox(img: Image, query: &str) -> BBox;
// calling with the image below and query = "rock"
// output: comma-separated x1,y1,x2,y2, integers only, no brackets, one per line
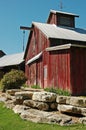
5,100,15,109
69,97,85,107
60,118,73,126
32,91,57,103
23,100,49,111
6,94,15,101
15,91,33,100
21,87,44,92
81,107,86,116
45,113,72,125
14,97,24,105
58,104,82,115
49,103,58,110
20,109,45,123
6,89,21,96
66,97,71,105
15,91,34,105
0,97,6,102
56,96,68,104
0,96,6,102
79,117,86,124
20,108,72,125
0,93,7,102
13,105,29,114
84,99,86,107
56,96,86,108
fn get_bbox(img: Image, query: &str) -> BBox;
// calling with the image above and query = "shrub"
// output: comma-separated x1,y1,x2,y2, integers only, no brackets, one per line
31,85,40,89
0,69,27,92
22,83,29,88
44,87,71,96
0,71,4,81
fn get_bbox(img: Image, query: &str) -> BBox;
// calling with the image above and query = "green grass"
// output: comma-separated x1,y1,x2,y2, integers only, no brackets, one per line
0,103,86,130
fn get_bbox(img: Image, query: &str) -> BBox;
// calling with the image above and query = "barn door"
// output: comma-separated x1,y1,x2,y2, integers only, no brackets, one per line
30,63,36,86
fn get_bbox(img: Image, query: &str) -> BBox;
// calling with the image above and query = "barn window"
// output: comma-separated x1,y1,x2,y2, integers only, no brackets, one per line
59,16,72,27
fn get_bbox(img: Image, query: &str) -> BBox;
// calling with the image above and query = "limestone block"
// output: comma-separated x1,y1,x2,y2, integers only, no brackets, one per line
6,89,21,96
79,117,86,124
13,105,29,114
58,104,82,115
14,95,25,105
49,103,58,110
84,99,86,107
0,94,7,102
20,108,72,125
56,96,68,104
5,100,15,109
6,94,15,101
20,109,42,123
32,91,57,103
66,97,71,104
21,87,44,92
15,91,33,100
81,108,86,116
69,97,85,107
23,100,49,111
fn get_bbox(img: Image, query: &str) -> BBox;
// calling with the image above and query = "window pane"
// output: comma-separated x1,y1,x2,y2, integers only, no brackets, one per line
59,16,71,26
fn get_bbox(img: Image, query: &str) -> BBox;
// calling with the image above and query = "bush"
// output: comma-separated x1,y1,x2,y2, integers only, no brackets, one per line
0,69,27,92
0,71,4,81
44,87,71,96
31,85,40,89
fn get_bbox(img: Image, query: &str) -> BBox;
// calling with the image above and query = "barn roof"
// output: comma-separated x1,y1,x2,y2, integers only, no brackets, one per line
32,22,86,42
0,52,24,68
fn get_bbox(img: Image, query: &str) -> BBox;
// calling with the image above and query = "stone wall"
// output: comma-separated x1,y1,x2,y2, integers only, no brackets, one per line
0,88,86,125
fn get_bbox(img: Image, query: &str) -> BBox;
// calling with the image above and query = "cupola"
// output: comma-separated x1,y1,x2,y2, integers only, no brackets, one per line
47,10,79,28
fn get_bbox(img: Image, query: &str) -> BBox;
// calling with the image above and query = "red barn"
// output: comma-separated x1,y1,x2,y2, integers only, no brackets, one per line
24,10,86,95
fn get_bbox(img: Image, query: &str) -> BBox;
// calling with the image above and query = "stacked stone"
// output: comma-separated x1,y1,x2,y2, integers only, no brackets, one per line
1,89,86,125
4,89,86,117
56,96,86,117
15,91,57,111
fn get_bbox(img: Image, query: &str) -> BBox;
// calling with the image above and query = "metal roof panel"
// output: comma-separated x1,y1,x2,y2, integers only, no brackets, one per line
0,52,24,68
33,22,86,42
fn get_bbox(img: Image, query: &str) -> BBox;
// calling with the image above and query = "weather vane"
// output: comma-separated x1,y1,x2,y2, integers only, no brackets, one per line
23,30,25,52
20,26,33,51
59,0,63,10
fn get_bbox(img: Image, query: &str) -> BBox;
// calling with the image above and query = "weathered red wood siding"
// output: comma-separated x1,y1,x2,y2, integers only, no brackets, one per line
47,13,57,24
25,30,36,85
70,47,86,95
25,26,50,87
47,49,71,91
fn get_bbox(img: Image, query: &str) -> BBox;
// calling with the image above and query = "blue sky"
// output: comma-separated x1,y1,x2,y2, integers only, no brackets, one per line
0,0,86,54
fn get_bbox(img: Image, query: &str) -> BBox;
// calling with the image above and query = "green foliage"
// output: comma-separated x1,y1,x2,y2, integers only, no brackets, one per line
44,87,71,96
22,83,29,88
0,71,4,80
31,85,40,89
0,103,86,130
0,69,26,92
